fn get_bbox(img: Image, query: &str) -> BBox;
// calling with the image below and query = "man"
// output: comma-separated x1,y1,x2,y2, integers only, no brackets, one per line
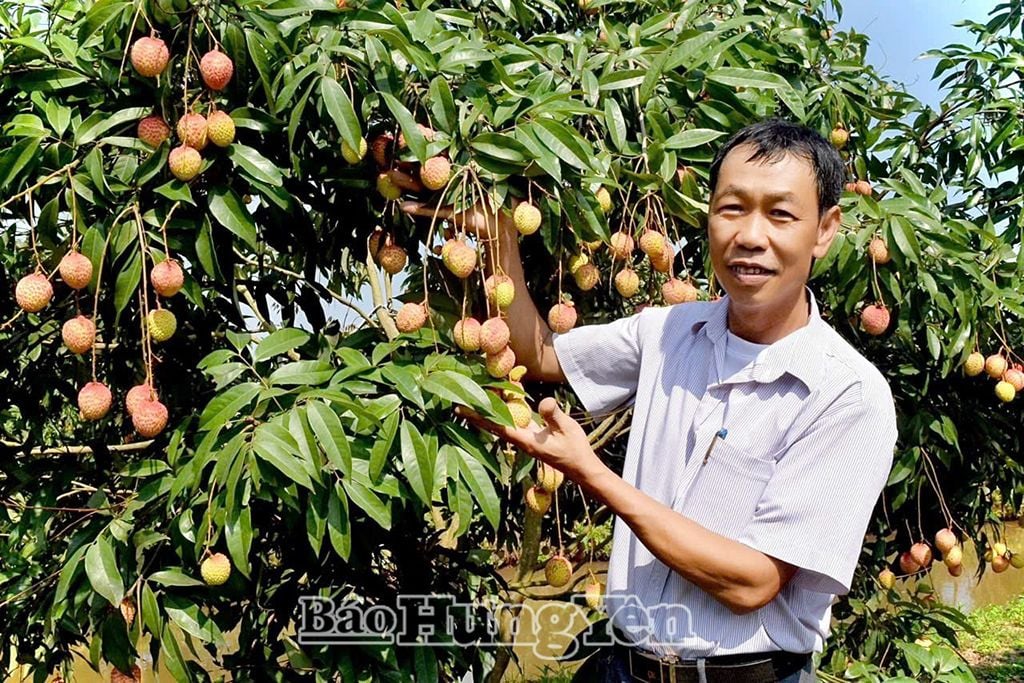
403,119,897,683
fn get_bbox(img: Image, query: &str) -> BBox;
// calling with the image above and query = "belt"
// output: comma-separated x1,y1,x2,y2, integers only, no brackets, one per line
613,640,810,683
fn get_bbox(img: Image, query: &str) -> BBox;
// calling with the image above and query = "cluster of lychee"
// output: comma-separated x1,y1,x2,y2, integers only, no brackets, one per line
879,527,1024,590
963,350,1023,403
130,35,236,182
596,219,700,306
13,255,180,437
341,123,453,201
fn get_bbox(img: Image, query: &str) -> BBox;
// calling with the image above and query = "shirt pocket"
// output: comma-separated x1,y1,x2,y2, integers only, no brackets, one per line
677,439,775,538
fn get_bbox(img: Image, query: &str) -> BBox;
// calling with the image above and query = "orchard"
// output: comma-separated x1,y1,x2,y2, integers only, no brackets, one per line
1,0,1024,681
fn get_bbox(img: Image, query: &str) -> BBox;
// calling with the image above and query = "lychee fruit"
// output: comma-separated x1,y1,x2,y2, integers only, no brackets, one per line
376,241,408,274
584,576,604,610
1004,367,1024,392
934,528,957,554
59,252,93,290
485,345,516,378
200,552,232,585
62,315,96,354
206,110,235,147
844,181,858,193
453,317,482,352
609,231,634,261
395,302,428,333
948,563,964,577
176,113,208,150
120,597,137,627
899,551,921,575
909,542,933,568
986,354,1008,378
168,145,202,181
78,381,112,421
536,462,564,492
547,302,577,334
506,398,532,428
573,263,600,291
397,123,435,149
480,317,511,355
130,36,169,77
963,352,985,377
878,568,896,589
1012,554,1024,569
595,187,613,214
125,383,158,416
524,485,551,514
662,278,698,305
371,133,394,167
855,180,872,196
137,115,171,147
830,126,849,148
545,555,573,588
614,269,640,298
514,202,542,235
568,252,589,274
420,156,451,191
199,49,234,90
342,137,368,164
146,309,177,342
995,381,1016,403
485,274,515,311
150,259,184,297
942,545,963,568
441,239,477,278
376,173,402,200
860,304,889,336
868,237,890,264
15,273,53,312
650,237,674,273
639,230,664,259
993,554,1011,573
133,398,169,437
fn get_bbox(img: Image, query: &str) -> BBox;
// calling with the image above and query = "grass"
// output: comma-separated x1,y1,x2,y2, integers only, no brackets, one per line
962,594,1024,682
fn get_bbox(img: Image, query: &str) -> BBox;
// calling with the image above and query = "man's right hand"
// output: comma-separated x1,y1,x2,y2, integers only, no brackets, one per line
398,192,518,242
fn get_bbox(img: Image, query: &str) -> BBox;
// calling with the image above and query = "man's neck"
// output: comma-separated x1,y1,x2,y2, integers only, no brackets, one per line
726,289,811,345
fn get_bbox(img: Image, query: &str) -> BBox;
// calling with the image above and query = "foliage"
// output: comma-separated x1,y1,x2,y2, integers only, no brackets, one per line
2,0,1024,680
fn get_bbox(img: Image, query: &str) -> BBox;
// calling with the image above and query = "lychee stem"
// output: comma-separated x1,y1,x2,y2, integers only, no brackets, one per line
66,169,79,249
182,14,196,111
159,200,180,258
133,205,156,385
554,481,564,554
89,208,127,381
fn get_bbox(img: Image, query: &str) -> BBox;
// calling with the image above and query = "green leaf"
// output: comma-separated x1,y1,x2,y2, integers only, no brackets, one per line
306,400,353,477
421,370,491,410
603,98,627,153
225,506,253,578
85,537,124,607
227,144,285,187
148,569,204,587
380,91,427,162
160,624,192,682
342,478,392,529
112,250,141,321
531,119,593,172
662,128,726,150
707,67,791,90
319,76,363,152
253,422,315,490
400,421,435,506
428,76,457,133
327,482,352,560
165,596,225,646
199,382,260,432
269,359,334,386
452,446,500,530
470,132,531,163
370,409,400,481
75,106,150,145
253,328,310,362
208,186,258,249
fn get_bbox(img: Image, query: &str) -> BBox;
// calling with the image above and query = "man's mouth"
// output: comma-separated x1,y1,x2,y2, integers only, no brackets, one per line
729,265,774,276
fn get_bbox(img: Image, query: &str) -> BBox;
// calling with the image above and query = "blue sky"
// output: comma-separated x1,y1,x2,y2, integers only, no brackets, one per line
835,0,1001,105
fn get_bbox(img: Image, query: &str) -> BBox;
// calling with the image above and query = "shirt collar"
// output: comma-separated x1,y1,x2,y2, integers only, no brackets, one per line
690,287,826,391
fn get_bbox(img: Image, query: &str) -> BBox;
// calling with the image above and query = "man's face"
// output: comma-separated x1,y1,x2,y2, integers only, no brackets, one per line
708,144,840,311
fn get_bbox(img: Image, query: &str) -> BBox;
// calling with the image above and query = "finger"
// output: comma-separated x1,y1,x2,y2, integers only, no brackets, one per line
386,169,423,192
455,406,530,446
399,200,453,220
537,397,574,433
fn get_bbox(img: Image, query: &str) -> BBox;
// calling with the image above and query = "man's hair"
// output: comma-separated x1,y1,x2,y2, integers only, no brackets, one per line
708,119,845,215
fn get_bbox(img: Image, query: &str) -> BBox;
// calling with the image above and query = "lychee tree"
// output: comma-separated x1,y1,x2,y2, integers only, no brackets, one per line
1,0,1023,681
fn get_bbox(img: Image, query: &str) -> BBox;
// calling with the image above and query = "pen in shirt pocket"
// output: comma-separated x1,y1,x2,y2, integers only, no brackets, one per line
701,428,728,465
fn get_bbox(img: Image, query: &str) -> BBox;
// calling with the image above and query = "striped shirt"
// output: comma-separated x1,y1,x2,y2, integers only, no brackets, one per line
552,290,897,657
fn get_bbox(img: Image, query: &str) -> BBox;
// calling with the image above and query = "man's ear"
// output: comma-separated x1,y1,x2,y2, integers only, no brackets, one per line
812,205,842,259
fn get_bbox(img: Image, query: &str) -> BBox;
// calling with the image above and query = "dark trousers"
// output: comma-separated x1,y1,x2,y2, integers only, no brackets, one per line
570,646,817,683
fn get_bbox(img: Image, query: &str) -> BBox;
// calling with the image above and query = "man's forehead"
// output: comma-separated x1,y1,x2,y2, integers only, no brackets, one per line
716,145,818,196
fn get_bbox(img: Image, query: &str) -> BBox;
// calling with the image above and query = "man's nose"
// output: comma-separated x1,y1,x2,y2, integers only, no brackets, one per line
733,214,770,250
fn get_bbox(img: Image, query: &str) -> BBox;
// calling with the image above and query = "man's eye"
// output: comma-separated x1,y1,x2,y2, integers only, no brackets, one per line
718,204,742,213
771,209,795,219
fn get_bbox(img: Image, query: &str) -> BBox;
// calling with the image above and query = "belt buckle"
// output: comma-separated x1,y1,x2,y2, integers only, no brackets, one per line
661,653,680,683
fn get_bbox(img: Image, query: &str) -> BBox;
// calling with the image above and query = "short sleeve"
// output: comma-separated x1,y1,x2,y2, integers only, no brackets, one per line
736,382,897,595
552,312,645,415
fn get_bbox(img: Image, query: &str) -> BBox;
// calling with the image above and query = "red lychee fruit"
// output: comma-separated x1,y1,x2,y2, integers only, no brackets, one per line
206,110,236,147
176,113,208,150
855,180,872,196
909,542,933,568
868,237,890,264
59,251,93,290
199,49,234,90
986,354,1008,379
150,259,184,297
371,133,394,168
62,315,96,354
485,345,516,378
638,230,664,259
609,231,634,261
480,317,511,355
662,278,698,305
395,302,428,333
860,304,889,336
899,551,921,575
376,242,408,274
573,263,600,291
125,383,158,416
137,115,171,147
441,239,477,278
133,398,169,437
168,145,202,181
130,36,169,78
78,381,112,421
15,273,53,312
484,274,515,311
934,528,957,554
614,269,640,298
547,302,578,334
453,317,482,352
1004,366,1024,392
420,156,451,191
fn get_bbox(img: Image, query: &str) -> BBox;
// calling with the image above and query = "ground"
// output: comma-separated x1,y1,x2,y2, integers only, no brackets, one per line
962,594,1024,683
